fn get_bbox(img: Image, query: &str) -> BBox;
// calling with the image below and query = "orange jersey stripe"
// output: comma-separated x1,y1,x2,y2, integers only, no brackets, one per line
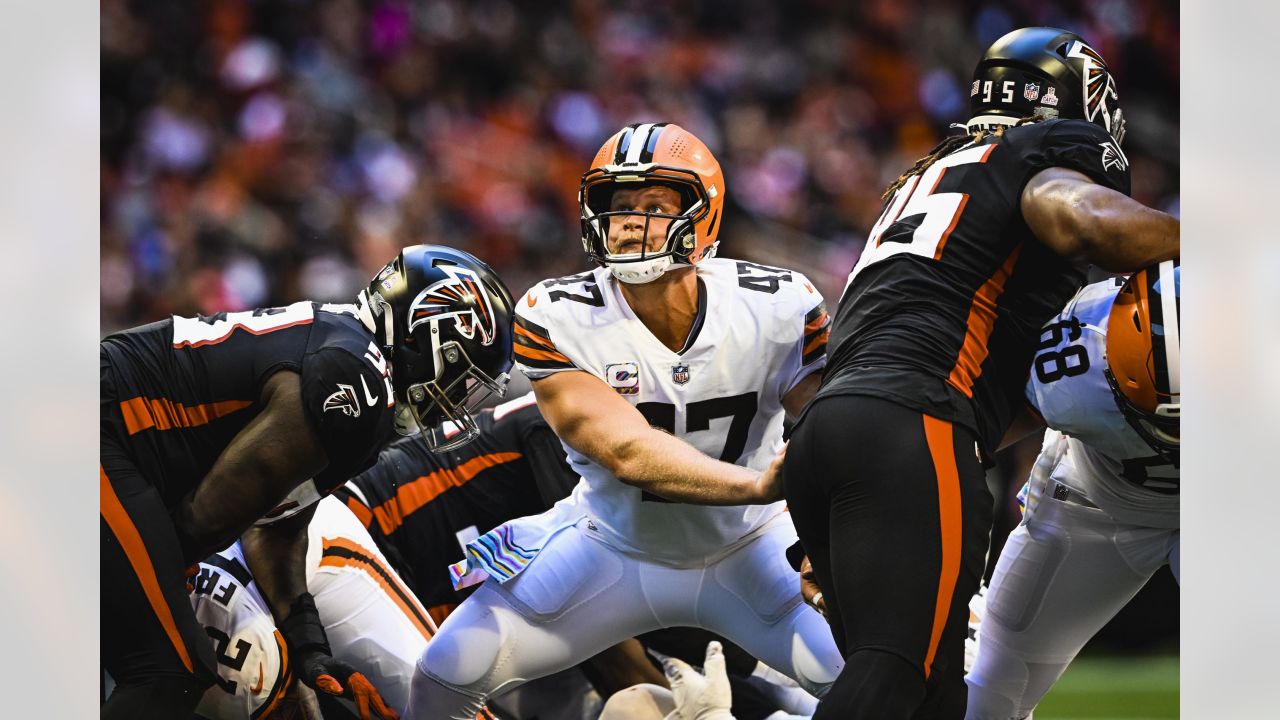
99,465,195,673
319,536,436,640
119,396,253,435
946,245,1023,398
515,344,573,365
804,312,830,335
371,452,524,535
921,416,962,679
803,329,830,356
514,322,557,350
344,496,374,529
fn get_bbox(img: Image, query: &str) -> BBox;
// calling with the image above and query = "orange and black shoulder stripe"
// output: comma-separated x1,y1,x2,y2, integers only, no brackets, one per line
514,315,575,371
802,302,831,366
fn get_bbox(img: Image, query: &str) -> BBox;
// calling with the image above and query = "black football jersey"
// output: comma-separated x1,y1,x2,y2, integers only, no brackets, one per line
818,119,1132,455
101,302,397,508
333,393,576,622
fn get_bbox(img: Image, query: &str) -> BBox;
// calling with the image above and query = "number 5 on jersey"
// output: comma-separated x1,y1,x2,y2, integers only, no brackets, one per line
846,143,996,288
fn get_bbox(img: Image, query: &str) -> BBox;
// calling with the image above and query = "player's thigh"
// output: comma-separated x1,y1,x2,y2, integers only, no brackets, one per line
824,399,990,665
309,502,434,711
783,400,843,650
699,520,844,695
980,499,1156,662
420,526,659,692
100,457,218,687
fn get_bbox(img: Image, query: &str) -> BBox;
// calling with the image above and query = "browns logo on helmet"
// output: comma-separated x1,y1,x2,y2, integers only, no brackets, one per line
1105,259,1180,463
579,122,725,284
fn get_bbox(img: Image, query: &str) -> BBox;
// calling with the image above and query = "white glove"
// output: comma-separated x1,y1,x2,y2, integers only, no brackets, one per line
663,641,736,720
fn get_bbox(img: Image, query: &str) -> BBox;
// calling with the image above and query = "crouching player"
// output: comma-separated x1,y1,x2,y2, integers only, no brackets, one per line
191,495,429,719
965,261,1181,719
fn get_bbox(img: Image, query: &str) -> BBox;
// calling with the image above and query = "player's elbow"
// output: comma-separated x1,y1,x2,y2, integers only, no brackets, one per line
601,435,649,487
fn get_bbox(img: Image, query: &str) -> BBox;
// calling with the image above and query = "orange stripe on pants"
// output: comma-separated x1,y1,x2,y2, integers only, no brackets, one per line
319,537,437,640
99,465,194,673
921,416,962,679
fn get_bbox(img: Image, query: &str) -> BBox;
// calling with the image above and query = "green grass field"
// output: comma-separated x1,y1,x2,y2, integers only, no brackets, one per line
1034,655,1179,719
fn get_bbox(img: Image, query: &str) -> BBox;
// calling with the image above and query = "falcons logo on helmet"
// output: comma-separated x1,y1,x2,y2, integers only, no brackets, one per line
1066,41,1119,127
407,266,499,346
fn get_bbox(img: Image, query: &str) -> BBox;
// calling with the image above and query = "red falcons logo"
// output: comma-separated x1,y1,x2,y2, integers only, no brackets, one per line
407,266,498,346
1066,41,1119,127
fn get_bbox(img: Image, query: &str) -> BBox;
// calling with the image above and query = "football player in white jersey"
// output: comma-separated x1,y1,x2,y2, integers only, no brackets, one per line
965,260,1180,719
405,122,845,719
192,495,433,719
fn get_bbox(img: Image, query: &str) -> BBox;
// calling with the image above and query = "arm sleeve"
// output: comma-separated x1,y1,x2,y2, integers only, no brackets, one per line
301,347,395,489
513,283,582,381
779,272,830,396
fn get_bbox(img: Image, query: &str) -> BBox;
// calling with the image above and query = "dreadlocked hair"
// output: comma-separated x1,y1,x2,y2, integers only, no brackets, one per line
881,115,1042,201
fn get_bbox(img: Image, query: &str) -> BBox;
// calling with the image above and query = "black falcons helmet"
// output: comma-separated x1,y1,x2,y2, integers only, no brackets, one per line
357,244,515,451
968,27,1125,145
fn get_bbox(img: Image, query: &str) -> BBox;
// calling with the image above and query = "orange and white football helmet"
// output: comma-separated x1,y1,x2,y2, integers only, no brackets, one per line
1105,259,1180,462
579,123,725,284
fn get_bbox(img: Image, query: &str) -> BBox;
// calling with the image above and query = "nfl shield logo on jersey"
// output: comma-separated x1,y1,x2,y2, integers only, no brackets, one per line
671,364,691,385
605,362,640,396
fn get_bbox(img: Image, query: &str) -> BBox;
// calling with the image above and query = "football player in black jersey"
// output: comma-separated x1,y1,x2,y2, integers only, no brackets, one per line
100,244,514,719
333,391,579,626
782,28,1180,719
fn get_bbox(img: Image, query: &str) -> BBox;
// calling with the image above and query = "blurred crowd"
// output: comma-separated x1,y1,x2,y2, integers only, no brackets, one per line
101,0,1179,333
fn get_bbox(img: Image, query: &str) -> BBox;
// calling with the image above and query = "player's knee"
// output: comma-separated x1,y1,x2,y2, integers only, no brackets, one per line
417,596,509,690
782,601,844,697
965,638,1033,719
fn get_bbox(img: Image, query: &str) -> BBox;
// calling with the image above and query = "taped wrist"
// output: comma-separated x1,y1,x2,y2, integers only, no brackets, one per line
279,592,332,657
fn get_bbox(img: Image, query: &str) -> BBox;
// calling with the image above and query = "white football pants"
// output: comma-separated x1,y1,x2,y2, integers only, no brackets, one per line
306,496,437,713
404,517,844,720
964,491,1179,719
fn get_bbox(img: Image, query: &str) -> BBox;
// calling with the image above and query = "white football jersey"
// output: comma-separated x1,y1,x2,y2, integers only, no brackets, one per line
1026,278,1178,528
191,544,290,720
514,258,829,563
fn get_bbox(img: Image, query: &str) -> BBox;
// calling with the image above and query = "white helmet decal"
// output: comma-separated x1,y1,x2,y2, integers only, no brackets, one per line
407,265,498,346
1066,41,1120,132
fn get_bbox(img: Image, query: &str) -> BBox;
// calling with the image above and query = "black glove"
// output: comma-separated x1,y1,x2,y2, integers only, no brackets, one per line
279,593,400,720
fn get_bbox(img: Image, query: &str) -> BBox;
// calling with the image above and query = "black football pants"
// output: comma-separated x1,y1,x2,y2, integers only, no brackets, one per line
785,395,992,719
101,355,217,719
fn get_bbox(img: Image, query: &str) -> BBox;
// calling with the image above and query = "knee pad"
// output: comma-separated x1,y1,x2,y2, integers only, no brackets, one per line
418,598,508,690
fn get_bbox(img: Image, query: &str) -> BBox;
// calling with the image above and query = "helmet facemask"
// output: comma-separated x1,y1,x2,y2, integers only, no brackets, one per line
396,339,509,451
360,245,515,450
580,167,714,284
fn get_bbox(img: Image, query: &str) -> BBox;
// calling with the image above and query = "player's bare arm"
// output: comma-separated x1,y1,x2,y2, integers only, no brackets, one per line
1022,167,1179,271
174,370,329,562
782,372,822,421
242,502,319,620
532,369,777,505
